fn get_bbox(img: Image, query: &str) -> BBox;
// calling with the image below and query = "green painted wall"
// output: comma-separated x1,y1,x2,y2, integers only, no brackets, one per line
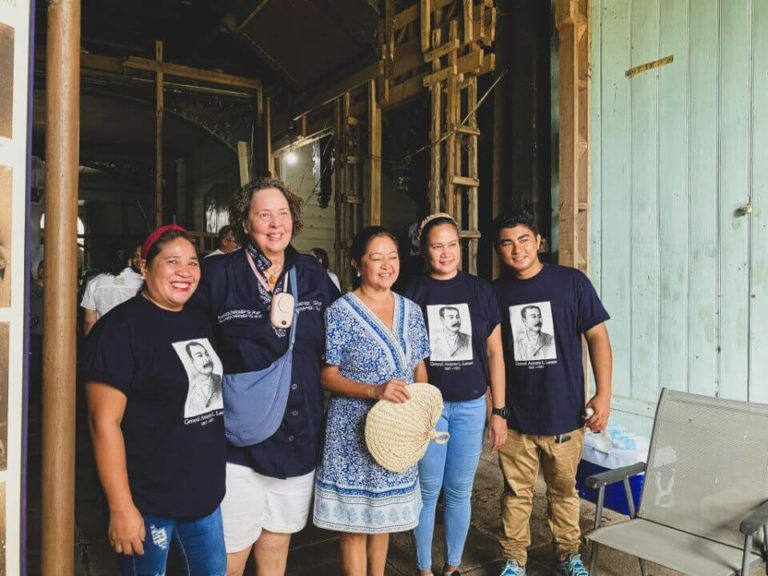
591,0,768,435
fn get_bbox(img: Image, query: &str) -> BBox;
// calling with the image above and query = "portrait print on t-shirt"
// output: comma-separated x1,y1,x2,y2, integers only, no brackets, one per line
509,302,557,362
172,338,224,419
427,303,473,362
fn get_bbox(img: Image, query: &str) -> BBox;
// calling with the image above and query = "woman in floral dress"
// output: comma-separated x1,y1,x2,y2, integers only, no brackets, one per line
314,226,430,575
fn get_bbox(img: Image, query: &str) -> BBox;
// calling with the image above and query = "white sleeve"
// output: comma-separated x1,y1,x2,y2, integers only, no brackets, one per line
80,278,97,309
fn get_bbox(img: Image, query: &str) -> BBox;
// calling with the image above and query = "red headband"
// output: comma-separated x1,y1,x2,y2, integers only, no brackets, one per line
141,224,188,260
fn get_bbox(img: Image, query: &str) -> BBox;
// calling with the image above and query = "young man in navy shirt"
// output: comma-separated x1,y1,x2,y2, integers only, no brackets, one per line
493,210,612,576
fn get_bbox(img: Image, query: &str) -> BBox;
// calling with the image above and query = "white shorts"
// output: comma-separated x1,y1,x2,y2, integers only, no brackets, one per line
221,463,315,553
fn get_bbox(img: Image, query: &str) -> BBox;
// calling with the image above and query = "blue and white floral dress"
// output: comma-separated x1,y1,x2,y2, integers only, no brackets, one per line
313,292,431,533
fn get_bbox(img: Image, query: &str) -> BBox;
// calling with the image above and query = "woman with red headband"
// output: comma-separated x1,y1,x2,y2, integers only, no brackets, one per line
83,225,227,575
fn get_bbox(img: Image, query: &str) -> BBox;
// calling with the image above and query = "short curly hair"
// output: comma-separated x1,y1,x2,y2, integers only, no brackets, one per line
229,177,304,245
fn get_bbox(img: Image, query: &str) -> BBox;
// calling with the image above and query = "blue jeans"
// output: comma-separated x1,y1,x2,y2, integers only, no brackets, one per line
118,507,226,576
413,395,486,570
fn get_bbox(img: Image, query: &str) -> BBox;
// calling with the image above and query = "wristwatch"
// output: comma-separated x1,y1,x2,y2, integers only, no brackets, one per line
491,406,509,419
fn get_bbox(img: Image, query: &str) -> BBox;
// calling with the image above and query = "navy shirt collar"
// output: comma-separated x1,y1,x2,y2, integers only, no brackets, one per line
245,241,298,273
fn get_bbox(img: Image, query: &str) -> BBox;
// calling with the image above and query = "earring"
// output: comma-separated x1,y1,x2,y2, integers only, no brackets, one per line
356,270,361,278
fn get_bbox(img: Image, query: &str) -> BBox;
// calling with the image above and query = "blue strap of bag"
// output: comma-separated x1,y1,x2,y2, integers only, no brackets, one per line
287,267,298,347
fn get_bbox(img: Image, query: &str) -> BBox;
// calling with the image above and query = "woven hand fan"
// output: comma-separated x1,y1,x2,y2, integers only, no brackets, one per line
365,382,450,473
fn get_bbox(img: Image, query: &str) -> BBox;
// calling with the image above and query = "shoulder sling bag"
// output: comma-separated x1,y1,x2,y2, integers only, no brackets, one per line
223,266,298,446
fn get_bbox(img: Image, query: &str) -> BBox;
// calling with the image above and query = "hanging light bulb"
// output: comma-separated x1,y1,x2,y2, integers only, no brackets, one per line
285,150,298,165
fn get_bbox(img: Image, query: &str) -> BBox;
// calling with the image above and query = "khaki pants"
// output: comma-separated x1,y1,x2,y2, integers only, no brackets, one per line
498,428,585,565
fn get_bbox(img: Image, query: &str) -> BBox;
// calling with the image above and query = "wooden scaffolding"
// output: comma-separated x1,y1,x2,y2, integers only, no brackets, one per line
382,0,496,274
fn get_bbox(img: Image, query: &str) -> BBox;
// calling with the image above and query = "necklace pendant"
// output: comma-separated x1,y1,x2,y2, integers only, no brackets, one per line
268,274,278,286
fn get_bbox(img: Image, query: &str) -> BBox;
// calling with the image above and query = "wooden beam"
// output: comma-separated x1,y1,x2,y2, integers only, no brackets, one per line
392,37,422,77
368,80,382,225
463,0,474,44
556,0,590,271
296,60,383,119
420,0,432,52
456,48,484,75
385,72,429,108
393,0,453,30
383,0,395,103
235,0,270,32
42,0,80,573
423,64,460,86
429,28,442,213
424,37,460,62
237,141,251,186
155,40,163,227
123,55,262,90
266,97,275,176
452,175,480,187
445,21,460,220
256,89,264,127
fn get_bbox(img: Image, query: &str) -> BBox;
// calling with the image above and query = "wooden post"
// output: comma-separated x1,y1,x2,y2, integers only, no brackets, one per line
556,0,589,272
428,28,442,212
237,141,251,186
467,76,479,274
420,0,431,52
42,0,80,574
368,80,382,225
266,96,275,176
155,40,164,227
445,21,459,221
334,97,345,285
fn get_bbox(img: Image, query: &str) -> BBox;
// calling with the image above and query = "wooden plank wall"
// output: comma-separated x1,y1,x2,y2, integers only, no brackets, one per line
279,146,337,269
592,0,768,433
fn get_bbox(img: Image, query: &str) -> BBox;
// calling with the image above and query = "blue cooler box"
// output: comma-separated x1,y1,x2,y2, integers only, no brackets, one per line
576,435,648,516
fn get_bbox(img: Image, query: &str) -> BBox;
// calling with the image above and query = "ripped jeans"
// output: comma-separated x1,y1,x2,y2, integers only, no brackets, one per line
118,506,226,576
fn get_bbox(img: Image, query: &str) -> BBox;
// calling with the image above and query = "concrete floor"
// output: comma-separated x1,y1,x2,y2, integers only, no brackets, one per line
26,402,766,576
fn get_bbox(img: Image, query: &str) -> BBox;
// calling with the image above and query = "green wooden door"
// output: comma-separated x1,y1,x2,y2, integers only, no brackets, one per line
591,0,768,433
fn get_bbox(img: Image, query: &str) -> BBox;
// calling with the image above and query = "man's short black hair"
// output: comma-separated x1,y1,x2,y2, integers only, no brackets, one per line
492,210,539,242
217,225,234,242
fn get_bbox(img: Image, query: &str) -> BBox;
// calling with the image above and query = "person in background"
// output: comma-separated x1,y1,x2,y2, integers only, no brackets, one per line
493,210,612,576
313,226,430,576
83,225,227,575
309,247,341,292
405,213,507,576
206,225,240,259
195,178,338,576
81,243,143,335
29,260,45,404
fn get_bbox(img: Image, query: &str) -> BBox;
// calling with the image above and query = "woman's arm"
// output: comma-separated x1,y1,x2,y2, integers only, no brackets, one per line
486,324,508,452
321,365,410,403
82,309,99,336
414,360,428,383
86,382,145,556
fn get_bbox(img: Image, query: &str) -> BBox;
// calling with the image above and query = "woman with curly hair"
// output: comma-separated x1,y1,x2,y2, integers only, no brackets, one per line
194,177,339,576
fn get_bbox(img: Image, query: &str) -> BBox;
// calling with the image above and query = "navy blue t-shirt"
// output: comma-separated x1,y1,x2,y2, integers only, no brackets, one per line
494,264,610,435
82,296,226,519
194,245,339,479
406,271,501,402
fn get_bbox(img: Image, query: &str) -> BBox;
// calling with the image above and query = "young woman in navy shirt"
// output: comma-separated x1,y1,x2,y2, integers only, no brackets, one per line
84,226,227,576
405,213,508,576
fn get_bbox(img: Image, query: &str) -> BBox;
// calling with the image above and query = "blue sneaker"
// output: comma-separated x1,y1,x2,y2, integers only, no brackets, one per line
499,559,526,576
554,553,589,576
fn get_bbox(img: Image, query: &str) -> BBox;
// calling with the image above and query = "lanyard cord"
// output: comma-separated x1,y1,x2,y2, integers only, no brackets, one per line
245,249,288,294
